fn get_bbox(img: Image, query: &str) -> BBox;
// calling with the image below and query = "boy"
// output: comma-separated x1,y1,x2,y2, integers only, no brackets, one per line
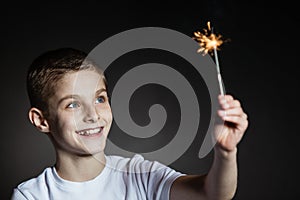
12,48,248,200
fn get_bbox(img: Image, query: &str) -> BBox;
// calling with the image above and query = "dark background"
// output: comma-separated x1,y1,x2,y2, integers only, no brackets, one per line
1,0,299,199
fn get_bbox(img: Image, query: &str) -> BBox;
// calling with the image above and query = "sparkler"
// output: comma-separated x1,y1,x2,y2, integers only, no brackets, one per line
193,21,226,95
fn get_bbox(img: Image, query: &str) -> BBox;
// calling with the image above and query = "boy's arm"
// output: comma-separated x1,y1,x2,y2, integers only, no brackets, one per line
170,95,248,200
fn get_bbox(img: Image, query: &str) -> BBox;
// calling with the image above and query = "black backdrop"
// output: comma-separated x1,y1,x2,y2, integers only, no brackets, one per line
1,1,299,199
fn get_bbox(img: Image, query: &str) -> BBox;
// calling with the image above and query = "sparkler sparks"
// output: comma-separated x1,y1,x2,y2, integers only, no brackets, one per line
193,21,224,55
193,21,227,95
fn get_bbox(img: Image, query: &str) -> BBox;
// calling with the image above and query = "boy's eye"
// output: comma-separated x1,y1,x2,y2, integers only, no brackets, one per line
66,102,79,108
95,96,105,104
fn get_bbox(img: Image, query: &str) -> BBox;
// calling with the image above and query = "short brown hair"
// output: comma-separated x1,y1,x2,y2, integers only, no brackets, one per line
27,48,105,115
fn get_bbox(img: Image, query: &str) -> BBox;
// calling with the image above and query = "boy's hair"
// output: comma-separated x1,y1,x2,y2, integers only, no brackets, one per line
27,48,106,116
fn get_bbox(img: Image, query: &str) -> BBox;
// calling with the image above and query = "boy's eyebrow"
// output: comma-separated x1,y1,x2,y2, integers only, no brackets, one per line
57,95,80,106
95,88,107,95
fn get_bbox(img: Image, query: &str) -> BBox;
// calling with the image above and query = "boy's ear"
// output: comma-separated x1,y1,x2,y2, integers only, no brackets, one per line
28,108,50,133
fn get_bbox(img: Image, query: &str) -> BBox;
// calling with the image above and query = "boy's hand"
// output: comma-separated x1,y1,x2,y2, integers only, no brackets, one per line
215,94,248,152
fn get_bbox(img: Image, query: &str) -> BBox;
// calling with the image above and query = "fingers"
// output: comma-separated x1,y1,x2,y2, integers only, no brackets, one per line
218,94,240,109
218,107,245,117
220,94,234,102
218,94,248,125
218,95,243,109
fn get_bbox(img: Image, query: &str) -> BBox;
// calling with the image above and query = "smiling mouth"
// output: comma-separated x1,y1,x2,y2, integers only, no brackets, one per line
75,127,104,136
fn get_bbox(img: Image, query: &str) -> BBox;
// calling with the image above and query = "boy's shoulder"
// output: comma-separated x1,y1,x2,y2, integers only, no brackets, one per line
12,167,52,199
106,154,175,174
16,167,51,190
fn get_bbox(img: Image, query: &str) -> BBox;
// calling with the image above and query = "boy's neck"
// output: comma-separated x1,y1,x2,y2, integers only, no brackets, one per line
54,151,106,182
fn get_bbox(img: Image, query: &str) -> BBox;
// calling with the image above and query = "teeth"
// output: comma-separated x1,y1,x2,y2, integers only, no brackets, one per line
77,127,102,136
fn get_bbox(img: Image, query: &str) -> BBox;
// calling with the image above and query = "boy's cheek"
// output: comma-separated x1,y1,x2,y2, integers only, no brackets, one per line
105,113,113,126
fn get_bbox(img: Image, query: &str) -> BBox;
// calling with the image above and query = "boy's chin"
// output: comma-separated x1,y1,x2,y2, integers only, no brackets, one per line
81,140,107,156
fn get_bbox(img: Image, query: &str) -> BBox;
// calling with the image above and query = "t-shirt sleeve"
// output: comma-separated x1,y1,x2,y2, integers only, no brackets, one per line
148,165,184,200
11,188,28,200
128,154,185,200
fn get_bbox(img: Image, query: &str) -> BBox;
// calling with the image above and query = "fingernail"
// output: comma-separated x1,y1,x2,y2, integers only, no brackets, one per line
220,99,226,104
219,110,225,116
223,103,229,108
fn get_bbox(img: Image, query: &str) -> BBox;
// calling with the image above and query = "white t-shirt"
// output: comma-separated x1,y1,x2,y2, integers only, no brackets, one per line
11,154,184,200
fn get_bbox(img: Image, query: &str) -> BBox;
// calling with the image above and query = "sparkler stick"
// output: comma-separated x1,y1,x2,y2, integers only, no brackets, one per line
212,29,225,96
193,22,226,95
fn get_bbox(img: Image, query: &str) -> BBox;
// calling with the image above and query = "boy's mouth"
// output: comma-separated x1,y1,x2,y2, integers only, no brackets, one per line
75,127,104,136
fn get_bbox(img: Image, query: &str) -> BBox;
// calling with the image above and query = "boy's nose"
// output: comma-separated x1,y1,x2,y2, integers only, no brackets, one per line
83,106,100,123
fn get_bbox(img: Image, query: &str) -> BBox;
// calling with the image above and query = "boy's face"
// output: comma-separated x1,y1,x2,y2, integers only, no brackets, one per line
46,69,113,156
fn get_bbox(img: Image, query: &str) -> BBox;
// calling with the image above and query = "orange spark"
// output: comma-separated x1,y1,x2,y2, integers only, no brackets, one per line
193,21,224,55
